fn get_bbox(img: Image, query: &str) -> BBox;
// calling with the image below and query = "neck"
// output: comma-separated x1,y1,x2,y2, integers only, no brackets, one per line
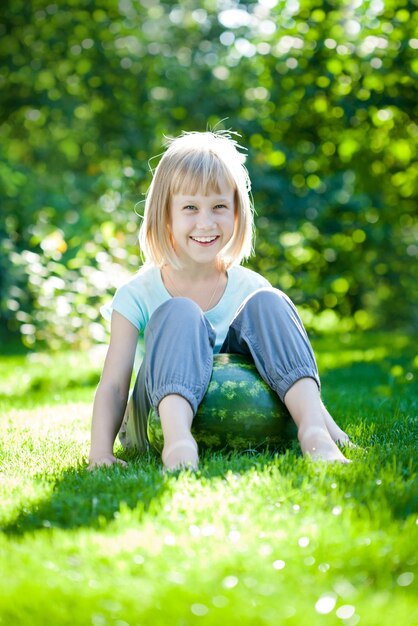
161,261,227,311
166,260,224,282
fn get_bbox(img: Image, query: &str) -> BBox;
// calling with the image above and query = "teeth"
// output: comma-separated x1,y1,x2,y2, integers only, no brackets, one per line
192,236,218,243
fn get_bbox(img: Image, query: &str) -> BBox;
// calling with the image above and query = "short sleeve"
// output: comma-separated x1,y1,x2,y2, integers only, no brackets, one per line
259,274,272,288
100,282,146,331
242,266,272,290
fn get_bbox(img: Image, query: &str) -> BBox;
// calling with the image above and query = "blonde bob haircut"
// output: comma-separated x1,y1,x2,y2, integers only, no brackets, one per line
138,130,255,270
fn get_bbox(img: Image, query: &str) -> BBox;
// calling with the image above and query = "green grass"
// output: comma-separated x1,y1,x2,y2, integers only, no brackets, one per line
0,332,417,626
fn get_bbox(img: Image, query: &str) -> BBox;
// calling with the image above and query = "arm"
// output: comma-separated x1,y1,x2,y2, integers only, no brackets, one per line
88,310,139,469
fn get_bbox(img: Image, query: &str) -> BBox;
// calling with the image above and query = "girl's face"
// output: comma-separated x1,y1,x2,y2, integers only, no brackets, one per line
169,178,236,270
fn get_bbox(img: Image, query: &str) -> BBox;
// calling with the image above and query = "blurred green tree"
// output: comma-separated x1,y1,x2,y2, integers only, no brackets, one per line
0,0,416,348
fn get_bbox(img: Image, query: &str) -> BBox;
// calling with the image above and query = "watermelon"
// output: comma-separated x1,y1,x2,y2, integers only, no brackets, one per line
147,353,296,453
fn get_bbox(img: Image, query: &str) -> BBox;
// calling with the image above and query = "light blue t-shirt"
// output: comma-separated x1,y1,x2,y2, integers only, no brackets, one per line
101,264,271,375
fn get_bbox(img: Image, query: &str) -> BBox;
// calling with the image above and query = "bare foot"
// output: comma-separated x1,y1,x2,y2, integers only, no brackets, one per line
87,454,128,471
321,403,356,448
162,437,199,472
299,426,351,463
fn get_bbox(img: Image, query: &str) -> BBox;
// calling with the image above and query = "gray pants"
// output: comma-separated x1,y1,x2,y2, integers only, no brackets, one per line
119,288,321,452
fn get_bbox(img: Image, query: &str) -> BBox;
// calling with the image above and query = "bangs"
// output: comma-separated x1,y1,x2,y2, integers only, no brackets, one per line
169,151,236,197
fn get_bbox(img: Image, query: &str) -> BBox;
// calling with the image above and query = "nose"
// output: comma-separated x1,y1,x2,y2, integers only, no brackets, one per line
196,210,216,230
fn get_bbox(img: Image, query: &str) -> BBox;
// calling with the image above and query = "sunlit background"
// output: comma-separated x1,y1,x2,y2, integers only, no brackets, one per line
1,0,417,350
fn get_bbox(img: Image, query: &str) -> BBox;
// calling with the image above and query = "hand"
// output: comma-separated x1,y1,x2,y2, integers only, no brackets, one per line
88,453,128,471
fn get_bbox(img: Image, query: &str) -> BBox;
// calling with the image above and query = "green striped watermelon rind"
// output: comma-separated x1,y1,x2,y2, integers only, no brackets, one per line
147,354,296,454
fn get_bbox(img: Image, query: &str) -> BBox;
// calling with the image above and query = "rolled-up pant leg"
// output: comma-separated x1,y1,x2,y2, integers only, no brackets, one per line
220,288,321,404
119,297,216,451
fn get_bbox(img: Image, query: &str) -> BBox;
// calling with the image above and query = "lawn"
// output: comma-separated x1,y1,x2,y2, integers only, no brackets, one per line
0,332,417,626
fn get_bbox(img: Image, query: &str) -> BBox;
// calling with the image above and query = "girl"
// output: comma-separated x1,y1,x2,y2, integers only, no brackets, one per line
88,130,353,472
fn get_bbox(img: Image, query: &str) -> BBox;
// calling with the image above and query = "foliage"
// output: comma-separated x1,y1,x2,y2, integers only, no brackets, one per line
1,0,417,348
0,333,417,625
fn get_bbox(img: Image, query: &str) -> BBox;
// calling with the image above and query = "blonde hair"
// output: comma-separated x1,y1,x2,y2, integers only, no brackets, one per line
138,130,255,270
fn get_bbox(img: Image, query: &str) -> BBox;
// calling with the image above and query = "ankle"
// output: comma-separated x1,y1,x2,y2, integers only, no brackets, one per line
297,421,328,443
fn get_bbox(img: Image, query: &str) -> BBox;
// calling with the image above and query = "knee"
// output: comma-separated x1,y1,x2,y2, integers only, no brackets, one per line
244,288,291,313
146,296,215,350
162,297,203,317
149,297,204,327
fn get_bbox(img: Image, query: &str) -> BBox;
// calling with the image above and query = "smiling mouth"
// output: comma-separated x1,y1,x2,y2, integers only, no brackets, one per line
190,236,220,245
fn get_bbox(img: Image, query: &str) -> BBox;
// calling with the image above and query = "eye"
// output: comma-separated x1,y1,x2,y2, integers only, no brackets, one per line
214,204,227,210
183,205,197,211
